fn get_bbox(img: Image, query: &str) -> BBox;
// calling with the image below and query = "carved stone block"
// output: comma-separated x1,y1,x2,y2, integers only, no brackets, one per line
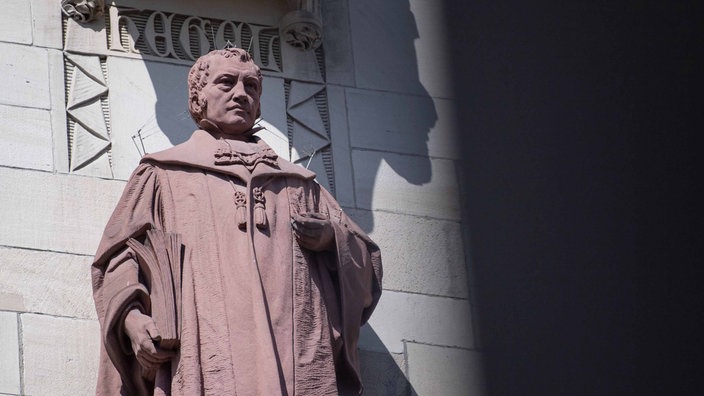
359,350,408,396
352,150,460,220
64,54,112,178
0,311,20,395
0,105,53,171
0,0,32,45
0,247,96,320
21,314,100,395
0,43,50,109
347,208,469,299
326,85,355,206
346,89,459,159
406,342,485,396
31,0,64,49
0,167,126,255
349,0,453,98
360,290,474,354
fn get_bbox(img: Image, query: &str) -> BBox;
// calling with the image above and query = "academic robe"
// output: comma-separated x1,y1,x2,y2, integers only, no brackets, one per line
92,130,382,395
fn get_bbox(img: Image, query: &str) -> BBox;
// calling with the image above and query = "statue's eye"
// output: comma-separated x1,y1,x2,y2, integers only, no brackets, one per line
218,77,234,87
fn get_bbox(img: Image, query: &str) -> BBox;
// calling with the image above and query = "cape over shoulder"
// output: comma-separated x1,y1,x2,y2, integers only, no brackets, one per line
141,129,317,182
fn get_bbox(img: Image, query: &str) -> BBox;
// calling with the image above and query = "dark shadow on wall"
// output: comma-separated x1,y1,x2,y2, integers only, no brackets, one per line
359,327,417,396
344,0,435,232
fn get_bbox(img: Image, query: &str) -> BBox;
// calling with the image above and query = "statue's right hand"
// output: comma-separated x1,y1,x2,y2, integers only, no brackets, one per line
123,309,176,371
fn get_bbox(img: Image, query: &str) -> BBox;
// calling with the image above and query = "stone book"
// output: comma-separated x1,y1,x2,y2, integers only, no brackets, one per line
126,230,183,350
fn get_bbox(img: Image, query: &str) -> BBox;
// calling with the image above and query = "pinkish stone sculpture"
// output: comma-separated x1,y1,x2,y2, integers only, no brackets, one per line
92,48,382,395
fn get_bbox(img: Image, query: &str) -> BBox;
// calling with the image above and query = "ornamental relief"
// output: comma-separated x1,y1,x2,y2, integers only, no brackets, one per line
61,3,335,193
106,7,282,72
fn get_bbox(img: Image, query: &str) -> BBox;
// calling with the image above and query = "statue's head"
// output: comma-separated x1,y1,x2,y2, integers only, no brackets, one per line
188,48,263,137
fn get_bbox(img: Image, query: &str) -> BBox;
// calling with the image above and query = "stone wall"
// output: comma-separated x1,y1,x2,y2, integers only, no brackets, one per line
0,0,482,394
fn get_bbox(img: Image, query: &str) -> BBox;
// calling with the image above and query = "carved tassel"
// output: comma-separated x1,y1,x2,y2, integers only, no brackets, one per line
234,191,247,230
252,187,268,229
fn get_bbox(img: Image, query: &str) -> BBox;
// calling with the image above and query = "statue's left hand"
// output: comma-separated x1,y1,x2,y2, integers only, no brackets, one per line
291,213,335,252
124,309,176,372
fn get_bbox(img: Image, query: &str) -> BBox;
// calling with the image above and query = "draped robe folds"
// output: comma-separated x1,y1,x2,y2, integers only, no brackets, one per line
91,130,383,395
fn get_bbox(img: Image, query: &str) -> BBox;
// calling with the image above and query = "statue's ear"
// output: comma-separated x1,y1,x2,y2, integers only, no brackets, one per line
193,92,207,119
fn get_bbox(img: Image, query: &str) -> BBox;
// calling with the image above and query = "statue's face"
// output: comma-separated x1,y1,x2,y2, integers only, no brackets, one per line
201,56,261,136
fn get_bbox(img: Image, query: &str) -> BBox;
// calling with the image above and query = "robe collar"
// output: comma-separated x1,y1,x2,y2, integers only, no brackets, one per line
142,129,316,183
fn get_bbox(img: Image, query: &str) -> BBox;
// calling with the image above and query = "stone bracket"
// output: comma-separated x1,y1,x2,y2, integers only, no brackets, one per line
61,0,105,23
280,0,322,51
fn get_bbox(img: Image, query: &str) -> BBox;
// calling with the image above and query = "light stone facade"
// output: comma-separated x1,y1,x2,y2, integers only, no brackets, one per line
0,0,481,394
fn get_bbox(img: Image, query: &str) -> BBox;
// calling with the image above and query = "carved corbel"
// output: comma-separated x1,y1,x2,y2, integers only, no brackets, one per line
61,0,105,23
280,0,322,51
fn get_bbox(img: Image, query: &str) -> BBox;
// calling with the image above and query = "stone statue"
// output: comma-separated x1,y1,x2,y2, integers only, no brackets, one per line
92,48,382,395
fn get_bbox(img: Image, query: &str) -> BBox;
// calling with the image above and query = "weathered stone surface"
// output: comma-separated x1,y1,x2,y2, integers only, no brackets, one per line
116,0,285,26
106,57,192,180
0,167,126,255
359,349,409,396
352,150,460,220
62,13,107,55
407,0,453,99
257,76,295,162
31,0,64,49
0,247,95,320
360,290,473,353
346,89,458,159
349,0,452,99
260,76,288,147
0,105,53,171
327,85,355,207
0,43,50,109
49,49,69,173
0,311,20,395
0,0,32,45
21,314,100,396
347,208,468,298
407,342,485,396
321,0,355,86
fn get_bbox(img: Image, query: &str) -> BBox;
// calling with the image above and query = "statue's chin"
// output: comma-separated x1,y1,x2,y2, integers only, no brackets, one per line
200,119,256,140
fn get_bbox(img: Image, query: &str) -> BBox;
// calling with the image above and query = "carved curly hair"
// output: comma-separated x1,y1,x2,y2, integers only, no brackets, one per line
187,48,263,126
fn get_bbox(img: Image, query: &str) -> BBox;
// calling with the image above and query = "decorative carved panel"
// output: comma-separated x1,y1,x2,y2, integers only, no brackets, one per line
61,3,336,193
64,54,113,177
285,80,334,193
105,7,282,72
61,0,105,23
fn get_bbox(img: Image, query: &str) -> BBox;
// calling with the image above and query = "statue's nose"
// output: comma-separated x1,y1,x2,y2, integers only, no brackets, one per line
232,82,247,101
